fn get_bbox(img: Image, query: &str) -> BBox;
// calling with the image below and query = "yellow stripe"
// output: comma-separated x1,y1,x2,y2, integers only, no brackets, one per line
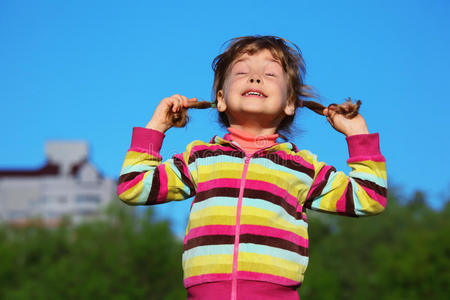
183,254,233,277
241,214,307,238
198,163,244,181
316,172,347,212
123,151,160,167
241,206,307,235
246,168,303,200
349,160,387,180
354,184,385,213
189,206,237,228
238,252,305,281
118,173,148,204
296,150,317,165
246,163,300,187
163,163,189,201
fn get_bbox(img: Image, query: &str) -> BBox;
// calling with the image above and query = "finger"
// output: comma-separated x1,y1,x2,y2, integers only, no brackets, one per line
183,97,199,108
328,109,337,121
326,116,334,126
161,97,179,113
179,95,189,108
170,95,184,112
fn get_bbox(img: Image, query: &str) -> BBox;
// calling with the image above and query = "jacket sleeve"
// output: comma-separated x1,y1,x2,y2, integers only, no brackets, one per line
302,133,387,217
116,127,196,206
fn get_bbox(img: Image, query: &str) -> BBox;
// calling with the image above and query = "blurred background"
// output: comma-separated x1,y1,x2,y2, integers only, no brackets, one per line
1,0,449,299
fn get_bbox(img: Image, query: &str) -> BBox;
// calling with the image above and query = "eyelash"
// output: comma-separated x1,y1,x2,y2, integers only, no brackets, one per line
236,72,275,77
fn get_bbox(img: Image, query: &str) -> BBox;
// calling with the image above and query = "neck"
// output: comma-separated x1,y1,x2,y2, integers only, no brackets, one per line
226,111,284,137
228,124,278,137
226,126,279,154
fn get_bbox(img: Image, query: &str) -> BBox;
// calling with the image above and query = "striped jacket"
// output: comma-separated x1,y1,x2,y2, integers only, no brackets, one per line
117,127,387,290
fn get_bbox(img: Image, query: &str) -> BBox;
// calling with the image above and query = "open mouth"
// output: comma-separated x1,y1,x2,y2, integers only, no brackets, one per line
242,89,267,98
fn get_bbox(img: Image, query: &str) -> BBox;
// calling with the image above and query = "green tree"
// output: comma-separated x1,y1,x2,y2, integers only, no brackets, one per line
299,187,450,299
0,197,186,299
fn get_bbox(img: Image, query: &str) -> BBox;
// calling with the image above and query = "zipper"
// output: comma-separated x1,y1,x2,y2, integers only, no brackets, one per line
217,138,279,299
231,153,251,300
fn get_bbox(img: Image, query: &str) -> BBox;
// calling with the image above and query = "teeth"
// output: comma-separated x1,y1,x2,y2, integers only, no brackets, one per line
246,91,263,96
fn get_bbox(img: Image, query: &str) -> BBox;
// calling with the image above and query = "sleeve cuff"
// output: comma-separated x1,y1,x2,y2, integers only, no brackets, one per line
130,127,165,153
346,133,381,158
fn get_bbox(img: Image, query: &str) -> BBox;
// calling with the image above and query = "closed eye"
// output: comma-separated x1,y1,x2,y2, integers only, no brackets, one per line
265,73,276,77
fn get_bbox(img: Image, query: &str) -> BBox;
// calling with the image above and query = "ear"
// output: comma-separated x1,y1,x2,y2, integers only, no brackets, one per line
216,90,227,112
284,101,295,116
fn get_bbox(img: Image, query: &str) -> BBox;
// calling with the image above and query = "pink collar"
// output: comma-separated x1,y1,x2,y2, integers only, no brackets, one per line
224,127,279,154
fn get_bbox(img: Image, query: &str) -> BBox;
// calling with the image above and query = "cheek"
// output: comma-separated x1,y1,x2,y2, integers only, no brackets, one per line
276,81,289,102
223,79,240,99
280,77,290,102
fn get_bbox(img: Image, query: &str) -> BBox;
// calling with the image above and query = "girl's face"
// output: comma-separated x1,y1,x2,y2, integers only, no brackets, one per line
217,49,294,128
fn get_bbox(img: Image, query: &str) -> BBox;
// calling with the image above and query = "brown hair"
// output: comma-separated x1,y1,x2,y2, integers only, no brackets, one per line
170,35,361,138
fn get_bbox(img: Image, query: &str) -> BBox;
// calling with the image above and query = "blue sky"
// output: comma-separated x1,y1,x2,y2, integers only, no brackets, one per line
1,0,449,236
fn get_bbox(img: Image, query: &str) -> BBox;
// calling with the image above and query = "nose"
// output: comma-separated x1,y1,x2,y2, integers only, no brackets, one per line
248,74,262,84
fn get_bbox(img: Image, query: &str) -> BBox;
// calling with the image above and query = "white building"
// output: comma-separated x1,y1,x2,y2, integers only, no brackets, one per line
0,141,116,227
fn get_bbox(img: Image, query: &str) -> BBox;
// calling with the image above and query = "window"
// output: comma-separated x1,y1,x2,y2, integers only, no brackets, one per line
75,194,101,204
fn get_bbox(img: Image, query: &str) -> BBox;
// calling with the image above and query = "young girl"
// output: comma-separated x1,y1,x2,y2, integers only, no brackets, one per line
117,35,387,300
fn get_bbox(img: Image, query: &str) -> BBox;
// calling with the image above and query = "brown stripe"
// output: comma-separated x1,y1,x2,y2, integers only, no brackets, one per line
353,177,387,197
118,171,142,185
194,187,240,203
184,234,235,251
254,152,315,178
304,166,336,207
188,148,245,164
289,143,299,153
146,167,161,205
240,234,308,256
243,189,301,220
173,156,195,197
341,183,357,217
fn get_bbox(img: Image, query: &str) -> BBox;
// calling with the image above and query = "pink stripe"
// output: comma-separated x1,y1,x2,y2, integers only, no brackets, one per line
197,178,241,192
185,271,301,292
358,184,387,208
239,224,308,248
186,225,235,240
117,172,146,195
198,178,299,209
335,185,349,213
192,144,236,153
184,273,232,288
237,271,300,286
270,150,314,170
186,279,300,300
347,155,385,163
305,165,333,200
184,224,308,248
245,179,299,208
156,165,168,204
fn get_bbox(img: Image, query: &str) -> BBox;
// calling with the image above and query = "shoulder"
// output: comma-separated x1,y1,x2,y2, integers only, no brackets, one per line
182,137,239,162
276,141,317,159
270,142,322,170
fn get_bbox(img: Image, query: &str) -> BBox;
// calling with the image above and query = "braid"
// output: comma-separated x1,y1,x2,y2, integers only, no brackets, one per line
169,101,214,128
302,97,362,119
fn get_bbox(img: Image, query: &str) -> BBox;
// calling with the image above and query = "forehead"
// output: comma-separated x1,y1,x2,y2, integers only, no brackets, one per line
232,49,281,66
